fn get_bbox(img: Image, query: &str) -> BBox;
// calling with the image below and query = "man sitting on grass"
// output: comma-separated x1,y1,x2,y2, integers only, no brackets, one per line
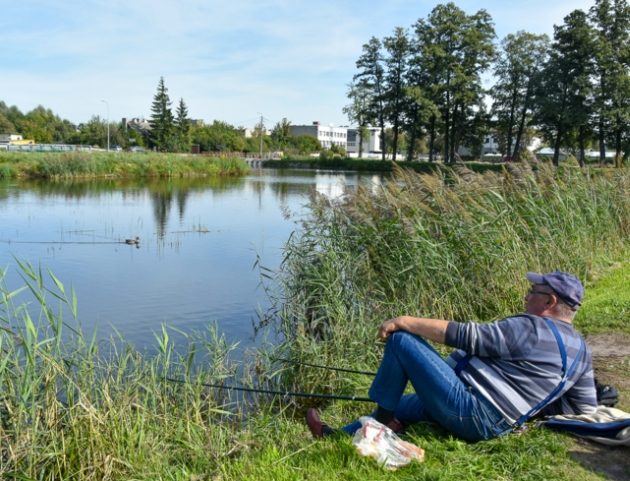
307,271,597,441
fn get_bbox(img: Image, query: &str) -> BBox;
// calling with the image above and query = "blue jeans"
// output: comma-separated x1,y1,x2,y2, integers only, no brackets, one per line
342,332,513,441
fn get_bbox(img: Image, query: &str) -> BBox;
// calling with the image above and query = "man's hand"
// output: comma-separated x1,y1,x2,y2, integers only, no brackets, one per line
378,317,407,341
377,315,450,344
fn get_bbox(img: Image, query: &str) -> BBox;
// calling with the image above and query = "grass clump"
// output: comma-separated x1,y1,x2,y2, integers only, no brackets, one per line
0,152,249,180
0,261,265,480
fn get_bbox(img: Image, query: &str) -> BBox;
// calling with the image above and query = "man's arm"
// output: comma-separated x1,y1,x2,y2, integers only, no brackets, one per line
378,316,450,344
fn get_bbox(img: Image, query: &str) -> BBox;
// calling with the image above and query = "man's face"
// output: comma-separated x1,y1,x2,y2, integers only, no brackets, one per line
524,283,555,316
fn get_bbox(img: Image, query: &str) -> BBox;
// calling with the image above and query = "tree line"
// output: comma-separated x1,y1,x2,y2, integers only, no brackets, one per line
1,78,320,156
346,0,630,166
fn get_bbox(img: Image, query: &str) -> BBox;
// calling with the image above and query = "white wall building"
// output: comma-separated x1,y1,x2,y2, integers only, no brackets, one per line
346,127,381,156
289,122,347,149
0,134,23,144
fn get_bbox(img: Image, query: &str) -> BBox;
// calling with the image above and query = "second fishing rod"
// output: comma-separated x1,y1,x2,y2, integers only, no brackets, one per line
163,356,377,402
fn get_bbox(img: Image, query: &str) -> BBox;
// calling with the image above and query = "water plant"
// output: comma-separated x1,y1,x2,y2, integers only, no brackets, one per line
0,261,254,480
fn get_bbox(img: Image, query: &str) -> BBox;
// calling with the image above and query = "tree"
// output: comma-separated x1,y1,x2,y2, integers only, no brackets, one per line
286,135,321,155
0,113,15,134
354,37,387,160
491,32,549,160
590,0,630,166
400,86,437,161
535,10,596,166
383,27,412,161
414,3,496,163
175,98,191,152
149,77,176,152
271,118,291,149
343,82,372,158
191,121,245,152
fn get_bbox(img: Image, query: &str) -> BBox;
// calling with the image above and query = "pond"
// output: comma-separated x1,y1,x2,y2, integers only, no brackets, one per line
0,169,384,354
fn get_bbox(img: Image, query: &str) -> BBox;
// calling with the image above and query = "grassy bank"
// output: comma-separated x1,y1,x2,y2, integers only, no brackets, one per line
0,262,270,480
264,156,505,174
0,152,250,180
3,261,626,480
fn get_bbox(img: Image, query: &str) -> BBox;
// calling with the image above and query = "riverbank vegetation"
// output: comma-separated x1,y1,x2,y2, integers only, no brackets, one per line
0,151,249,180
1,163,628,479
266,156,510,174
276,163,630,369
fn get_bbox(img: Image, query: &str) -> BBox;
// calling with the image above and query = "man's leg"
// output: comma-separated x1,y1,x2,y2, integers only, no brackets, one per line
368,331,502,441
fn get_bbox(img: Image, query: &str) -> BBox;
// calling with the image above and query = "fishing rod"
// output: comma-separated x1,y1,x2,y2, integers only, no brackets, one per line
271,357,376,377
163,376,373,402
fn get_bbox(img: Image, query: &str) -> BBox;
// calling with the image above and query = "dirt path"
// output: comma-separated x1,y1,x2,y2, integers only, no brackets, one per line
569,333,630,480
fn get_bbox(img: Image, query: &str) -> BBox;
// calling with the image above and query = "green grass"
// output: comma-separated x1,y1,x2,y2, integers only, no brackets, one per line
216,261,630,481
576,261,630,335
264,157,506,174
0,151,250,179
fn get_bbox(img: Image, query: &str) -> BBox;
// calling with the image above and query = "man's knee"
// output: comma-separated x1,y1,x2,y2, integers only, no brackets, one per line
388,331,436,356
389,331,421,349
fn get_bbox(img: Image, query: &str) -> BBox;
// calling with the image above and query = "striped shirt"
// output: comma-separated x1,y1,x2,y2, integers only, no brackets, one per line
444,314,597,424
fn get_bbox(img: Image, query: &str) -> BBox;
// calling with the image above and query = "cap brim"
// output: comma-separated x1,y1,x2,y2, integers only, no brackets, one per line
526,272,545,284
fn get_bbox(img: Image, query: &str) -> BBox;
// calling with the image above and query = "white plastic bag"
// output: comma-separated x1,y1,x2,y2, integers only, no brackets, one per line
352,417,425,470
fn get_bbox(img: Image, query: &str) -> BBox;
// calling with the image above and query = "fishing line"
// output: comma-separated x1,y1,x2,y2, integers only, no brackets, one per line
163,376,373,402
271,357,376,376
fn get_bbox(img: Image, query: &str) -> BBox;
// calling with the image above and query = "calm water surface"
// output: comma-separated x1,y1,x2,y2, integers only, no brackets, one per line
0,169,383,353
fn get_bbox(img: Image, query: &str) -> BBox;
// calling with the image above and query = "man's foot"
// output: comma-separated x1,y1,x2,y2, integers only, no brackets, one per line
306,408,336,438
386,417,406,434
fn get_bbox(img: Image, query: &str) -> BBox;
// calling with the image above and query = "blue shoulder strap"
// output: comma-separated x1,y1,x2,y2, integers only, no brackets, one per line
514,318,585,427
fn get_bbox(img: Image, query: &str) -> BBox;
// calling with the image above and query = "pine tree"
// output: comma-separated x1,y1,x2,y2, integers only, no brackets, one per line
149,77,175,152
175,98,190,152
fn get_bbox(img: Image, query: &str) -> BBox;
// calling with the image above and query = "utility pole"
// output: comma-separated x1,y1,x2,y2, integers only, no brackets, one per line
101,99,110,152
260,114,265,160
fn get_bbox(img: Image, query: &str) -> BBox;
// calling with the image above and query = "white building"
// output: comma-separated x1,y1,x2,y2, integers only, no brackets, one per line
346,127,382,156
289,122,347,149
0,134,24,144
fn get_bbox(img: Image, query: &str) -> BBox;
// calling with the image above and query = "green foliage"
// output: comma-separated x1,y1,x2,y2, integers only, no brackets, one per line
0,151,250,179
270,118,292,149
354,36,387,160
285,135,320,155
535,10,597,166
149,76,176,152
0,262,251,480
492,31,550,160
191,121,245,152
175,98,191,152
383,26,412,161
576,261,630,334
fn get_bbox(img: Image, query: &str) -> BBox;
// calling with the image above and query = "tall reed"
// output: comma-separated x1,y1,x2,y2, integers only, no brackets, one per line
0,261,260,480
273,162,630,390
0,152,250,180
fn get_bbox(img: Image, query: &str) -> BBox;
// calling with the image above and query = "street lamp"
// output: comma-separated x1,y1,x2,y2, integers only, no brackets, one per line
100,99,110,152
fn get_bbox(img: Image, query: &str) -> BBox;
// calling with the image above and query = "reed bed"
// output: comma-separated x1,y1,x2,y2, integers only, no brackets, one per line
0,261,271,480
0,152,249,180
274,161,630,392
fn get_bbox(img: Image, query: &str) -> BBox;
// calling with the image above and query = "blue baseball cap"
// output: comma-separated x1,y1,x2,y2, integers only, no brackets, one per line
526,271,584,308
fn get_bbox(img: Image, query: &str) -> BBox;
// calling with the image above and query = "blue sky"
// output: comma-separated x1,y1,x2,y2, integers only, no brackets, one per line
1,0,594,129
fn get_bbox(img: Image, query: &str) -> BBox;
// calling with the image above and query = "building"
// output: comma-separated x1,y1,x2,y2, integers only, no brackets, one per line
0,134,35,148
346,127,381,156
289,122,347,150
